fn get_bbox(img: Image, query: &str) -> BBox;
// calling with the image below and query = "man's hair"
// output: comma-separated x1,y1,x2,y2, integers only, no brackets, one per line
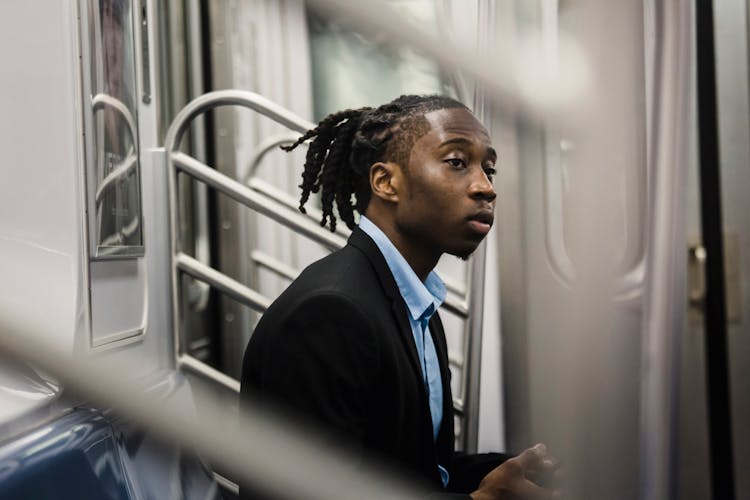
282,94,467,232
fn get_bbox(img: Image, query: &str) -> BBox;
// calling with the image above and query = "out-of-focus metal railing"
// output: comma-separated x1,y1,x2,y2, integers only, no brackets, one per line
164,90,484,453
0,321,423,500
639,1,692,499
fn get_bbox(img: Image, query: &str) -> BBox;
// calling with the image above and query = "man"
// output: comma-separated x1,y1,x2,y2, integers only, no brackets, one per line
241,95,560,498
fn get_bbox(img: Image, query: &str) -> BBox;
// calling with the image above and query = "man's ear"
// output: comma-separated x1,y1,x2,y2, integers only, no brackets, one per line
369,161,402,203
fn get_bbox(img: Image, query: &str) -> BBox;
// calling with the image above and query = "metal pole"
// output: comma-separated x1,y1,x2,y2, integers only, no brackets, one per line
462,0,495,454
639,1,692,499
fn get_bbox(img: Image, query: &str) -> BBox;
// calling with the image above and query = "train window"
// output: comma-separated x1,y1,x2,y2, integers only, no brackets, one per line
307,0,456,119
86,0,144,258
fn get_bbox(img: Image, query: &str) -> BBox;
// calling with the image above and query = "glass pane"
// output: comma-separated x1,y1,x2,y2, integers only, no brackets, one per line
307,0,455,119
90,0,143,257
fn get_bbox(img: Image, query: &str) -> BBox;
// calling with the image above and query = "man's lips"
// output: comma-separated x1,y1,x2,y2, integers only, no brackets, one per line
467,211,494,235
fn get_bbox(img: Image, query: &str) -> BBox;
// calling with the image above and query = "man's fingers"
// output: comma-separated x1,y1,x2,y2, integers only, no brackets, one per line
517,477,561,500
514,443,549,470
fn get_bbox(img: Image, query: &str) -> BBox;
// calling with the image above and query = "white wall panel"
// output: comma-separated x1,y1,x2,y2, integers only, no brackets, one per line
0,0,88,353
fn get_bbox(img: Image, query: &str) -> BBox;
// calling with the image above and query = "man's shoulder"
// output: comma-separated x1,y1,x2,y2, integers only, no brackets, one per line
260,244,384,319
244,245,389,372
290,244,380,298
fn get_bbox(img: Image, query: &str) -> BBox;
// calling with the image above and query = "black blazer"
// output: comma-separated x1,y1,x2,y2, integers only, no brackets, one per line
241,228,504,496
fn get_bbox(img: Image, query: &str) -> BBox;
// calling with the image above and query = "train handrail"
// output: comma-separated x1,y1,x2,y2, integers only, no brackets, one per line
173,151,347,250
165,90,314,152
245,133,300,179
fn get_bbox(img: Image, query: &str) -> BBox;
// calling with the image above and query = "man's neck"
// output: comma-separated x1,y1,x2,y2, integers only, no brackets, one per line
363,213,440,282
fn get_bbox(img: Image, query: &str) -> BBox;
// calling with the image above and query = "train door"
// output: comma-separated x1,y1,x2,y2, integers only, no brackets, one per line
682,0,750,498
496,1,749,499
497,1,648,496
716,1,750,494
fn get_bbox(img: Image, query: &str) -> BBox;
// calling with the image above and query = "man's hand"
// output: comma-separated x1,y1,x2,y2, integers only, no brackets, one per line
470,444,561,500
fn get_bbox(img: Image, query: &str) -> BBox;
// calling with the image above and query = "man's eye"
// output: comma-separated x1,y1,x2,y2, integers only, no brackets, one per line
446,158,466,168
484,166,497,181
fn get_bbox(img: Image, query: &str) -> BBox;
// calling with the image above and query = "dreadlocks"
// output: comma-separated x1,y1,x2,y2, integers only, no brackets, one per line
281,94,467,232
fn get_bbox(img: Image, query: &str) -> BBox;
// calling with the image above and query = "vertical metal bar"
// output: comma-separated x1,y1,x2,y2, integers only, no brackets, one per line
168,148,183,367
184,0,212,312
139,0,151,104
694,0,736,498
186,0,209,242
462,238,487,453
639,1,692,499
461,0,494,454
186,0,206,160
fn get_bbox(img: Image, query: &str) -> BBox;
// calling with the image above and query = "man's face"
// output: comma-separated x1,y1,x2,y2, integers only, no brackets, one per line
393,107,497,260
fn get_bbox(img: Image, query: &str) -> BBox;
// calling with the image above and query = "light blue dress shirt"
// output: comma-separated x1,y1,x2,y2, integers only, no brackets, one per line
358,216,450,487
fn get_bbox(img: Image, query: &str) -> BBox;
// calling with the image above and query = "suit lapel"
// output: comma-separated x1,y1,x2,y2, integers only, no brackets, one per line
429,314,450,387
429,313,456,457
347,228,424,384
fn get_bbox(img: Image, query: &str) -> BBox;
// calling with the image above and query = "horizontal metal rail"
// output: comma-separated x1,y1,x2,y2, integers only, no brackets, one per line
442,295,469,318
448,353,464,369
174,152,347,251
247,177,353,239
176,253,272,313
178,354,241,393
246,133,302,178
165,90,315,153
213,472,240,496
251,250,300,282
443,276,467,298
453,400,465,417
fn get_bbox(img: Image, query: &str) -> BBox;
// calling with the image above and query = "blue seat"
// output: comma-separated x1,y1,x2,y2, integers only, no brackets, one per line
0,407,221,500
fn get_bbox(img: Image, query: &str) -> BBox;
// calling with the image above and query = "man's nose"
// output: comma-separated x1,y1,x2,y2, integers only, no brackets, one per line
469,168,497,202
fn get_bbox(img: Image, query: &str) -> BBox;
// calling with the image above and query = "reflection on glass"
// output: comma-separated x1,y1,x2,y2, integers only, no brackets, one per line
307,0,455,119
91,0,143,256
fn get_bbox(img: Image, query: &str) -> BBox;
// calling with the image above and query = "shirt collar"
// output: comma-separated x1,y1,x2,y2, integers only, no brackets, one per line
358,216,446,322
